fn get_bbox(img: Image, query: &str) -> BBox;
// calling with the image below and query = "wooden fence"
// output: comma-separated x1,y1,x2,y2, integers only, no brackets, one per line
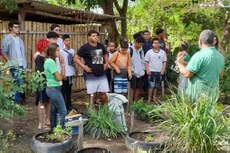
0,21,107,91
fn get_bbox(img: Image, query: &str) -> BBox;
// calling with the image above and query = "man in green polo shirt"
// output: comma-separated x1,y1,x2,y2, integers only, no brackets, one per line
176,29,225,102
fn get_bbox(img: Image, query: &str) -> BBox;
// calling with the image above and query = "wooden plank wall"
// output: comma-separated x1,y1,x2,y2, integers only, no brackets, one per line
0,21,107,91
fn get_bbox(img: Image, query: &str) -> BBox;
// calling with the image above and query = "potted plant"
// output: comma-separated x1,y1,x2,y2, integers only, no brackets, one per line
31,124,73,153
125,131,165,152
131,98,161,122
84,105,126,139
156,92,230,152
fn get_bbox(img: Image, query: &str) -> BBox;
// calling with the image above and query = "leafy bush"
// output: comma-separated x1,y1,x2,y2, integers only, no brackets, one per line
0,130,16,153
220,52,230,95
0,63,45,118
84,105,126,139
131,98,161,122
46,124,72,142
156,93,230,152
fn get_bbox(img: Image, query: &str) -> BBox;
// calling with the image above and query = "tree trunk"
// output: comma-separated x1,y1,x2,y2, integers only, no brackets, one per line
221,11,230,52
101,0,119,42
120,12,127,38
104,20,119,42
114,0,128,38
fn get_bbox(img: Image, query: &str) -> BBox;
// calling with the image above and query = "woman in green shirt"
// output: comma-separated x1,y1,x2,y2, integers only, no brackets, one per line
44,43,67,130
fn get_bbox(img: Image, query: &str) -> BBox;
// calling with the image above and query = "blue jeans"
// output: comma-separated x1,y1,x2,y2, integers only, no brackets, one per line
10,66,24,104
46,86,67,130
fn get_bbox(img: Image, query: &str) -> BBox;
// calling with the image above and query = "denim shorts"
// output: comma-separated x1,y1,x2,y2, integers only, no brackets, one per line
148,72,161,89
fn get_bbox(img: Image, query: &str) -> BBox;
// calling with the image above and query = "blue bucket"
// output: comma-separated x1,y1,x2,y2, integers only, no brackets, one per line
72,126,79,135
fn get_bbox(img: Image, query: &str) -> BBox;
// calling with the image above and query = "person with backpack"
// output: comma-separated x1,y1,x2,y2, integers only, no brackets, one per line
109,39,132,95
129,35,145,102
60,34,78,111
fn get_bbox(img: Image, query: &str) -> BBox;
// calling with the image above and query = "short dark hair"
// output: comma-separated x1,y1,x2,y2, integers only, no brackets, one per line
179,41,189,51
133,32,142,40
50,23,60,31
46,31,59,39
143,30,150,34
8,20,20,31
46,43,59,60
62,34,70,40
135,36,145,44
152,37,160,43
87,30,99,36
214,35,219,49
120,39,129,49
156,28,164,35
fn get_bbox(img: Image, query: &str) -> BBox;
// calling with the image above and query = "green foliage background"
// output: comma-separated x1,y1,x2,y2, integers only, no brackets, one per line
127,0,226,52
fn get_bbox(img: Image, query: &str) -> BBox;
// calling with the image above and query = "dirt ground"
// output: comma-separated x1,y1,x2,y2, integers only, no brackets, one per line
0,91,152,153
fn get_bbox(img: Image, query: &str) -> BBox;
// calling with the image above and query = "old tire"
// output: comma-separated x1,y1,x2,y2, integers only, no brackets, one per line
31,132,73,153
77,147,112,153
125,132,164,152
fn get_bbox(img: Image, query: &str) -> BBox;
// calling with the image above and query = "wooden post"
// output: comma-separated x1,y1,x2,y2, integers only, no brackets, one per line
132,141,138,153
90,94,94,105
18,9,26,31
40,105,45,131
127,81,130,112
77,119,84,150
130,111,134,133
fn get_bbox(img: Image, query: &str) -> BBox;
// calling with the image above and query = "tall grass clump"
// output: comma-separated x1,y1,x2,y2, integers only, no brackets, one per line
84,105,126,139
156,93,230,152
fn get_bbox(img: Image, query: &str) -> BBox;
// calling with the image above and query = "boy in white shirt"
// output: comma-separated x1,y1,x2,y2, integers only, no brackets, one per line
60,34,78,110
145,38,167,103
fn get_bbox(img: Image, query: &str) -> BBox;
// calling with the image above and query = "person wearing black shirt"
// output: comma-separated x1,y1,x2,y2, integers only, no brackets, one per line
74,30,109,105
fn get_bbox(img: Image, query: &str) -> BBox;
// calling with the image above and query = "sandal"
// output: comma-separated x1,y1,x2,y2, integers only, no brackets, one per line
45,124,51,130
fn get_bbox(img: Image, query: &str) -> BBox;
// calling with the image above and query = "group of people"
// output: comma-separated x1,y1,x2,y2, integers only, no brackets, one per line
1,20,78,131
0,19,225,131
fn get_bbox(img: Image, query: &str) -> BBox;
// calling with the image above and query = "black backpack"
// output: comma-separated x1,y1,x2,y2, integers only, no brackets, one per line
129,47,144,59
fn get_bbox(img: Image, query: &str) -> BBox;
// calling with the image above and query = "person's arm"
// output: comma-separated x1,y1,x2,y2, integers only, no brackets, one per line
1,53,9,61
109,52,120,73
103,53,108,71
54,64,65,81
1,37,10,62
74,62,79,75
145,61,150,76
33,52,39,62
220,69,224,79
74,54,92,73
127,54,132,79
176,54,194,78
144,52,150,76
161,61,167,75
59,56,66,80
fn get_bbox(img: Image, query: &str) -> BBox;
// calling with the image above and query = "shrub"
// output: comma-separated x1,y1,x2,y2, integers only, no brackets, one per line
46,124,72,142
0,130,16,153
131,98,161,122
84,105,126,139
156,93,230,152
0,63,45,118
220,52,230,96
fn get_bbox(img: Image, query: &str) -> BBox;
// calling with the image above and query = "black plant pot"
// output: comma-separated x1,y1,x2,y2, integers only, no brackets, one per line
77,147,112,153
125,132,164,152
31,132,73,153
